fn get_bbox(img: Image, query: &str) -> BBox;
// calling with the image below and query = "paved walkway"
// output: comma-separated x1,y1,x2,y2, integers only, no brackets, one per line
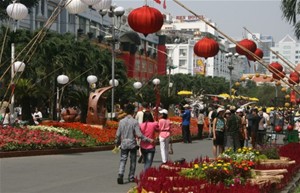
1,139,213,193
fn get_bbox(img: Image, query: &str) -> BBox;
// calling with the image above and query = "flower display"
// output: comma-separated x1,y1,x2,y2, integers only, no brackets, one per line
220,147,263,162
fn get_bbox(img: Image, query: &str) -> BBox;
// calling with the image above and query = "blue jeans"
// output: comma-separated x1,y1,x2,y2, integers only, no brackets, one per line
118,148,137,180
141,148,155,170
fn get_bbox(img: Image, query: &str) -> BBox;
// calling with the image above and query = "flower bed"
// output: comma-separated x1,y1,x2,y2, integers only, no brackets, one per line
129,144,300,193
0,116,202,152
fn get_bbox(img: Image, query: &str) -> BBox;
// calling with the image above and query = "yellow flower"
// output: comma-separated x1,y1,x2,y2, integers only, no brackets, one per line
237,148,242,153
209,164,213,167
223,167,228,171
249,147,253,151
214,167,217,170
203,166,208,170
194,164,199,169
217,163,222,167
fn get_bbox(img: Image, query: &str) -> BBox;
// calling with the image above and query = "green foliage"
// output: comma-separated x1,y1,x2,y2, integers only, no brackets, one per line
257,146,280,159
281,0,300,39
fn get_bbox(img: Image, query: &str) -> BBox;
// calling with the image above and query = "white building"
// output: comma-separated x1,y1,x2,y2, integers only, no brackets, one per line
161,15,246,82
270,35,300,74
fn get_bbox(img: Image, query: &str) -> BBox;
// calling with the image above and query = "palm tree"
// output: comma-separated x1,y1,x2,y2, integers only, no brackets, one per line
281,0,300,39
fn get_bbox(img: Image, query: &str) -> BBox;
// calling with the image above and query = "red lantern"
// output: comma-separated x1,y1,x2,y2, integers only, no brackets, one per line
287,124,294,131
246,48,264,61
128,5,164,37
268,62,283,73
235,39,257,56
288,73,299,85
193,37,219,59
274,125,282,133
296,98,300,104
272,71,285,80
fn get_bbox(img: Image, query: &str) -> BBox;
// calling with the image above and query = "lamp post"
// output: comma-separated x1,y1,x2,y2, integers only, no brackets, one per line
99,6,125,119
133,81,143,110
225,52,239,100
153,78,160,121
6,1,28,122
57,75,69,121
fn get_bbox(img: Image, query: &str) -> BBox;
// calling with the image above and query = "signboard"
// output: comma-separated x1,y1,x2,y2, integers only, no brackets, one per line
194,59,206,75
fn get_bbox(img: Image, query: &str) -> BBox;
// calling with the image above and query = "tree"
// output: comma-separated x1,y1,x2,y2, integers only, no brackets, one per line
281,0,300,39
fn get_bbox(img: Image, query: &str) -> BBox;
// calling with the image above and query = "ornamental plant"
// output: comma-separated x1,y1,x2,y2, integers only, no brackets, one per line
220,147,266,162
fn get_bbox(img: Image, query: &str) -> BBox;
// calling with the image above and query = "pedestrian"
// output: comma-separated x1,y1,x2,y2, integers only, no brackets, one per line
158,109,172,164
139,111,159,170
212,107,226,158
32,107,43,125
115,104,154,184
197,109,205,139
226,106,241,152
248,108,261,148
236,108,248,148
181,104,191,143
1,107,10,127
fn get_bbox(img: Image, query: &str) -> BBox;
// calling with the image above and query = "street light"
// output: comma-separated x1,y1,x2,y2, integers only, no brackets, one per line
99,5,125,119
57,75,69,121
147,45,177,97
153,78,160,121
6,1,28,122
225,52,239,99
87,75,98,90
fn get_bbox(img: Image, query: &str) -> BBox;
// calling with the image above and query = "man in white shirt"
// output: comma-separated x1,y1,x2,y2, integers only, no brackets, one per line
32,107,43,125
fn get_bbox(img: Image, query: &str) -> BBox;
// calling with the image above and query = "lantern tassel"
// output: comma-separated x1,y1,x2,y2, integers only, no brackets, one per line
154,0,161,4
163,0,167,8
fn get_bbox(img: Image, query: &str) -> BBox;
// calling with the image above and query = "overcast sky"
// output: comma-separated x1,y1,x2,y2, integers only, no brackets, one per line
115,0,299,42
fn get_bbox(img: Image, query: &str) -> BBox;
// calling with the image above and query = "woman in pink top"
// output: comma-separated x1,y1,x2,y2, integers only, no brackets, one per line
158,109,172,164
139,111,159,170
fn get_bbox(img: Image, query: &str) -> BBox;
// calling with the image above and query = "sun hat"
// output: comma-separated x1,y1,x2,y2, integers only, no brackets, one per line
217,107,225,113
159,109,168,114
236,108,243,113
225,109,231,114
229,106,236,111
183,104,190,108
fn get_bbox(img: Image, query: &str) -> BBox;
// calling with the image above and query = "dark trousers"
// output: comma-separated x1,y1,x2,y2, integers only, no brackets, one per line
182,124,191,143
197,124,204,139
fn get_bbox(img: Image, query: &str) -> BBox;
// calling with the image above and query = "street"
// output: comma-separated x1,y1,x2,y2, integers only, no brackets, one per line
1,139,213,193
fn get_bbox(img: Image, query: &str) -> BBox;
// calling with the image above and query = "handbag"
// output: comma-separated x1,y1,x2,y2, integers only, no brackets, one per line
168,142,174,155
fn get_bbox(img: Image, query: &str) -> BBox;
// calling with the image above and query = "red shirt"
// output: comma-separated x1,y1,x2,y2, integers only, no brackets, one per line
139,122,159,149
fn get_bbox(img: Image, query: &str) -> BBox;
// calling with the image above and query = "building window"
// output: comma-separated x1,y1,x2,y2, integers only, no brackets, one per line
283,46,291,49
179,59,186,66
179,49,186,56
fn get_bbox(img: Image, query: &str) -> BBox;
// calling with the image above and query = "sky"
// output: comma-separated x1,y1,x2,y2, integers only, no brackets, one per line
115,0,299,42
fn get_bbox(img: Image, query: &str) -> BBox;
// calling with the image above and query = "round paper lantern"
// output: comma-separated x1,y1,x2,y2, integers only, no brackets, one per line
287,124,294,131
288,74,299,85
296,98,300,104
272,71,285,80
268,62,283,73
285,102,290,107
285,94,290,99
235,82,240,87
65,0,88,14
290,71,299,77
92,0,112,10
275,81,281,86
80,0,101,5
235,39,257,56
246,48,264,61
193,37,219,59
57,75,69,85
274,125,282,133
109,79,119,87
152,78,160,85
281,87,287,92
128,5,164,37
255,73,260,77
263,75,268,79
6,2,28,20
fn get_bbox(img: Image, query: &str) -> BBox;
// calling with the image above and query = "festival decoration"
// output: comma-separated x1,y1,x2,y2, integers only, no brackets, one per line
128,5,164,37
275,125,283,133
235,39,257,56
268,62,283,73
288,73,299,85
287,125,294,131
246,48,264,61
193,37,219,59
272,71,285,80
92,0,112,10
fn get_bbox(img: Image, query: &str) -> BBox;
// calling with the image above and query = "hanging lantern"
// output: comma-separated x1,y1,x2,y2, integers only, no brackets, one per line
255,73,260,77
235,82,240,87
240,77,246,81
6,2,28,20
274,125,282,133
287,124,294,131
248,74,253,79
263,74,268,79
133,82,142,89
246,48,264,61
92,0,112,11
288,74,299,85
296,98,300,104
87,75,98,84
235,39,257,56
65,0,88,14
128,5,164,37
268,62,283,73
13,61,26,72
193,37,219,59
272,71,285,80
285,94,290,99
275,81,281,86
80,0,101,5
285,102,290,107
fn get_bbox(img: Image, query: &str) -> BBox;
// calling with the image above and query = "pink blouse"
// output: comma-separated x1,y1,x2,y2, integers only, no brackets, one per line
139,122,159,149
158,119,171,138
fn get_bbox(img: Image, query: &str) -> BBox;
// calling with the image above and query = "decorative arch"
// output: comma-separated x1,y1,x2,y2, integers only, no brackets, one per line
86,86,112,125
